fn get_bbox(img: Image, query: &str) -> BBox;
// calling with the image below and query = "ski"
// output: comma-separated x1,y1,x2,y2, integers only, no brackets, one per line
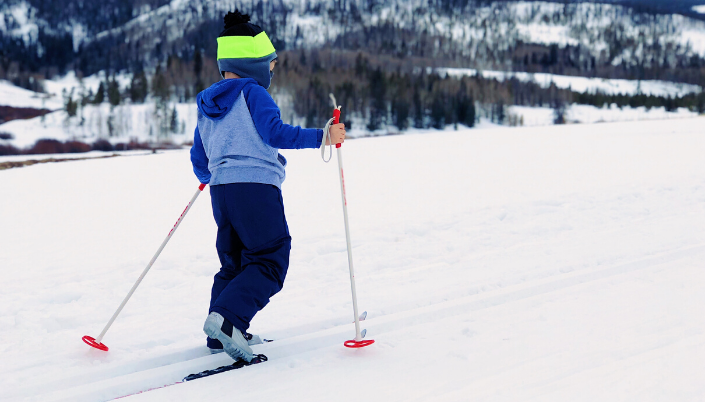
183,354,268,381
112,354,268,400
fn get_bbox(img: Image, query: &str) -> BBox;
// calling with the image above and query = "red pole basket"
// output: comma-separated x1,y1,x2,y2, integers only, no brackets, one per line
344,339,375,348
82,335,109,351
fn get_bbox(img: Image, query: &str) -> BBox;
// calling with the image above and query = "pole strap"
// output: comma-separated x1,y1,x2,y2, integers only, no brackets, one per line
320,116,335,163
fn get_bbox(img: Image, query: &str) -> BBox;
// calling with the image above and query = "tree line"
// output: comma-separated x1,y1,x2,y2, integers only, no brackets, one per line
59,49,704,133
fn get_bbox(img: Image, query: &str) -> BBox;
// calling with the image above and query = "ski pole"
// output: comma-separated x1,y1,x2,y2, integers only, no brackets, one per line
326,94,374,349
83,183,207,351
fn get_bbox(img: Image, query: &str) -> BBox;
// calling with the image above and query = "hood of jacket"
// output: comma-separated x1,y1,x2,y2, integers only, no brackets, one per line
196,78,256,121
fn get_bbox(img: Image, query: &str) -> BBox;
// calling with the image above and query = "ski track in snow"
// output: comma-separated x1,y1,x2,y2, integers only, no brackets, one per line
1,117,705,401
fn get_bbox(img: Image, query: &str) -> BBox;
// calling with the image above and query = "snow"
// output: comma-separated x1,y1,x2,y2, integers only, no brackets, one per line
0,80,61,110
0,71,132,110
2,116,705,401
2,1,39,45
681,27,705,57
693,5,705,14
71,23,88,53
509,2,705,59
509,104,699,126
0,150,151,163
0,102,195,149
516,23,579,47
436,68,704,97
40,71,132,101
0,71,194,150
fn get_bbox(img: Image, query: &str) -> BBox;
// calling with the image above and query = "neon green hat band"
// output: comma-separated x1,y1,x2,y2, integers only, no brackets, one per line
217,32,276,60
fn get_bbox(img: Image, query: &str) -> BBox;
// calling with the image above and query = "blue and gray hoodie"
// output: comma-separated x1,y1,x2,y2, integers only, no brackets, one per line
190,78,323,188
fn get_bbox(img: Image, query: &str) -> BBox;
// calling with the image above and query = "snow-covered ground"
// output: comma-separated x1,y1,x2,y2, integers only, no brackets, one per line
0,102,194,149
0,79,62,110
0,73,126,110
436,68,704,97
509,104,699,126
1,117,705,401
0,150,152,164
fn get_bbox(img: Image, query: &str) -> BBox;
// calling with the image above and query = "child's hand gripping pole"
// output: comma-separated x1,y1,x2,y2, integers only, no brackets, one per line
332,107,342,148
324,94,374,349
320,101,342,161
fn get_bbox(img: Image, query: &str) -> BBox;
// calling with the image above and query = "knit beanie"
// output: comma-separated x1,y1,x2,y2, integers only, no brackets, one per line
217,10,278,89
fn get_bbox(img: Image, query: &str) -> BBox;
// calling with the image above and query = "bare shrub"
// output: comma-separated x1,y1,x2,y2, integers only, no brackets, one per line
91,139,114,152
113,140,152,151
0,144,20,156
27,139,65,154
64,141,92,153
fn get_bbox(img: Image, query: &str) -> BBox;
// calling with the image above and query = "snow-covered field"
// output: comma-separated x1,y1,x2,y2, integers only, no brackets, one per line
509,104,699,126
1,117,705,401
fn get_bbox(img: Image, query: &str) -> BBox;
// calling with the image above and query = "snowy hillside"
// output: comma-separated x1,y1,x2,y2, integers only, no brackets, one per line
435,68,703,97
71,0,705,59
0,79,60,110
87,0,705,68
1,117,705,401
0,73,193,149
4,0,705,82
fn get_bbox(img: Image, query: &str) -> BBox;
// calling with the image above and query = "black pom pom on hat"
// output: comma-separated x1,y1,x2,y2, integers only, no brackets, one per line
224,10,251,28
219,9,262,37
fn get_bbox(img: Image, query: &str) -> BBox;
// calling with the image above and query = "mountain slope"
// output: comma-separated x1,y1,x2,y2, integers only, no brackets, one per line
2,0,705,84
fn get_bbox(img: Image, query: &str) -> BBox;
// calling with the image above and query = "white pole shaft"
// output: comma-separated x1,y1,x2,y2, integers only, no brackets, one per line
336,147,362,341
95,185,205,343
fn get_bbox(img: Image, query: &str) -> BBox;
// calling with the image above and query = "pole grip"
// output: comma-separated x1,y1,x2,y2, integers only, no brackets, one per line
332,107,342,148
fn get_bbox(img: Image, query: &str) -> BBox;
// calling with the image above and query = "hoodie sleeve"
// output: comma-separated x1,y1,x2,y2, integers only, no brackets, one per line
190,125,211,184
243,84,323,149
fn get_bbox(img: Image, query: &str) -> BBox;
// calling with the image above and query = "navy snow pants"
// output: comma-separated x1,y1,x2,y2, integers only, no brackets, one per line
207,183,291,348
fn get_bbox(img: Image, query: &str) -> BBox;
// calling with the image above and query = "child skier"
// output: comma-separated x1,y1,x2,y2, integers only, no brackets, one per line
190,10,346,362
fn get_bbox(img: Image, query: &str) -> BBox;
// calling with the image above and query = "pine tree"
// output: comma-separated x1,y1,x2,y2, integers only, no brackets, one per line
194,49,203,77
194,49,204,96
170,105,179,133
107,76,121,106
93,82,105,104
413,86,425,129
430,92,446,129
65,90,77,117
392,98,410,131
456,80,475,128
390,73,411,131
493,101,506,124
152,65,169,102
367,68,387,131
130,71,148,103
552,99,567,124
